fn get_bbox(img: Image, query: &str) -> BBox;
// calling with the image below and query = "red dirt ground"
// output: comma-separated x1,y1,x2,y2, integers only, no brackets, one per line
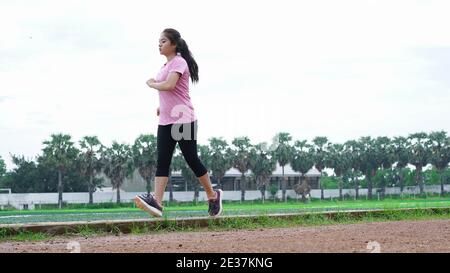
0,219,449,253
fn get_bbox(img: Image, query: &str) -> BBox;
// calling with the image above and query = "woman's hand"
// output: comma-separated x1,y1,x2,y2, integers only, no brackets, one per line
157,107,160,116
147,72,180,91
146,78,156,88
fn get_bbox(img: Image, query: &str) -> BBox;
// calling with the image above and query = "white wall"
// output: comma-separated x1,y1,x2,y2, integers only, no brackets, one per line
0,185,449,210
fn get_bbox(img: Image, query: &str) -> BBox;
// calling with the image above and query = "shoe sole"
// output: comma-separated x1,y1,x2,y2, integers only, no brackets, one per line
210,189,223,217
134,196,162,218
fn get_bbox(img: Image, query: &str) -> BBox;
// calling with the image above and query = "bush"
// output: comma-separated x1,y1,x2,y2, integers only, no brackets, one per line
343,193,352,200
0,205,15,211
268,184,279,200
320,177,338,189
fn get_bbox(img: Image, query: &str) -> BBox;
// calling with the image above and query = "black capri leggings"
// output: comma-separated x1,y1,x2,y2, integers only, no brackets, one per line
155,120,208,177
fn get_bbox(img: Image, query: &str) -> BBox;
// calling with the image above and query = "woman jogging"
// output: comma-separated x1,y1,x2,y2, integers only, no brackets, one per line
134,28,223,218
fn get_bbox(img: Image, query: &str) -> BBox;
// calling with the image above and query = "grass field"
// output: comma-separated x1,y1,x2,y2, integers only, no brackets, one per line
0,197,449,225
1,207,450,243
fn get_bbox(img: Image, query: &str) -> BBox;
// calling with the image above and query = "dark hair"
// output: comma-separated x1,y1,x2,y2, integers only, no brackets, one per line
162,28,199,84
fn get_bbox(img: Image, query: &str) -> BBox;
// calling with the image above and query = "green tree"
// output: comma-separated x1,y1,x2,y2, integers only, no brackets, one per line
197,144,212,171
374,136,395,199
132,134,158,194
171,148,186,195
39,134,79,208
77,136,104,204
326,143,352,201
231,136,253,202
271,132,294,202
0,156,6,181
311,137,330,200
268,183,279,201
319,174,338,189
373,168,397,199
358,136,378,200
345,140,363,199
408,132,431,195
423,168,441,185
3,155,39,193
197,144,212,202
403,168,416,187
428,131,450,196
344,168,364,199
0,156,6,189
290,140,314,202
392,136,410,194
101,142,134,203
177,148,199,204
249,143,277,202
209,137,233,190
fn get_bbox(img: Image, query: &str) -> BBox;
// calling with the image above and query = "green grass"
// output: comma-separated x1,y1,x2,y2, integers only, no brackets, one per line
205,208,450,231
0,230,51,242
2,196,449,214
0,208,449,242
72,225,105,237
0,197,449,225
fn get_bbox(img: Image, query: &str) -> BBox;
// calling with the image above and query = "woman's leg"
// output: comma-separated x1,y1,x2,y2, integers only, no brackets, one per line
154,176,169,207
178,120,217,200
154,123,177,206
197,173,217,200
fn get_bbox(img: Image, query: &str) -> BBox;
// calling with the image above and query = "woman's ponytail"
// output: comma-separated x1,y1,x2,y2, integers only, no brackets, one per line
162,28,199,84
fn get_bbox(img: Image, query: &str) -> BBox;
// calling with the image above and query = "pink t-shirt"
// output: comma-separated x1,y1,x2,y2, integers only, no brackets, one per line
155,55,197,125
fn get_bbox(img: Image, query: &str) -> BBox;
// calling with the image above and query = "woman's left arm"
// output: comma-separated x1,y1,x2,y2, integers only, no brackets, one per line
147,72,181,91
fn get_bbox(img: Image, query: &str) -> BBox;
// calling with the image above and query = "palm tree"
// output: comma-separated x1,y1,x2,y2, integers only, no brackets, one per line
375,136,395,199
77,136,104,204
407,132,431,195
169,148,185,202
198,144,212,171
392,136,410,195
178,156,199,204
198,143,212,198
312,137,329,200
0,156,6,187
271,132,294,202
39,134,79,209
132,134,157,194
345,140,363,199
290,140,314,203
358,136,378,200
325,143,351,201
0,156,6,178
101,142,134,203
428,131,450,196
209,137,233,190
249,143,277,202
231,137,253,202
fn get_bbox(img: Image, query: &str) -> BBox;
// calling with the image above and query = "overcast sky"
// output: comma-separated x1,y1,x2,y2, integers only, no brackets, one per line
1,0,450,170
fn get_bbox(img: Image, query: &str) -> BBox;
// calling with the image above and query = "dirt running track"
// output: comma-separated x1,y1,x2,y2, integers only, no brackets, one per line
1,219,449,253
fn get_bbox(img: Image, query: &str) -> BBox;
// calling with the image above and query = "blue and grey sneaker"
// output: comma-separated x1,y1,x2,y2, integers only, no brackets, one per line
134,193,163,217
208,189,223,217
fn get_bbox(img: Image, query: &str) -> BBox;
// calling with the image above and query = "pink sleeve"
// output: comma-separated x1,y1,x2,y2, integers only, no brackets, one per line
169,57,188,75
